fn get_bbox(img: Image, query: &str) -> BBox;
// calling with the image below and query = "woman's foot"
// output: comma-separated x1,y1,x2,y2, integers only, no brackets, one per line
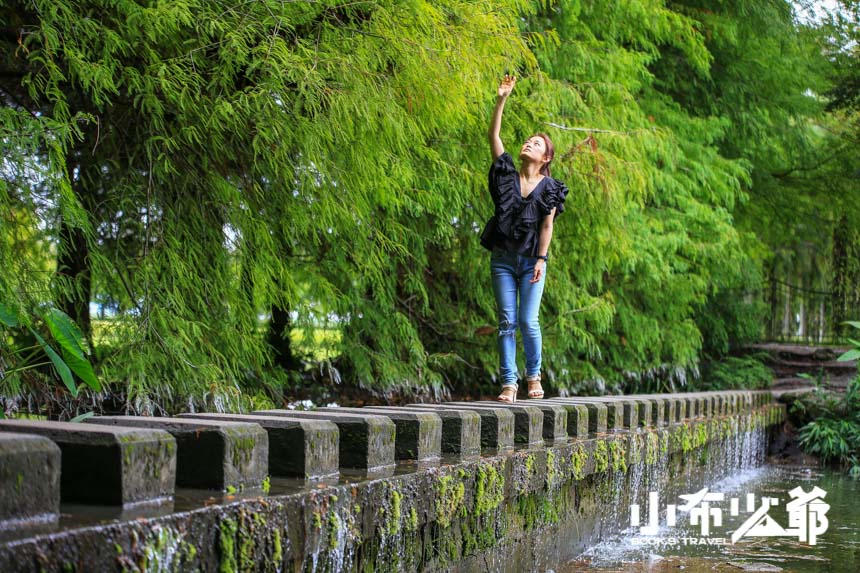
496,384,518,403
526,374,544,399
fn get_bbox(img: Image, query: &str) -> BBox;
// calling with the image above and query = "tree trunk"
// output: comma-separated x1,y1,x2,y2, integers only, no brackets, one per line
768,262,778,340
55,157,94,351
267,303,302,371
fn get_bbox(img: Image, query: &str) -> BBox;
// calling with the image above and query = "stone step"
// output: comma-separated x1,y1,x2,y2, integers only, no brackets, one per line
552,397,643,430
444,402,544,447
321,407,442,462
466,400,567,443
537,402,589,438
0,432,61,527
254,410,395,471
368,406,481,459
621,394,684,422
553,397,629,431
543,399,608,434
0,419,175,507
86,416,268,491
406,404,514,452
179,413,338,479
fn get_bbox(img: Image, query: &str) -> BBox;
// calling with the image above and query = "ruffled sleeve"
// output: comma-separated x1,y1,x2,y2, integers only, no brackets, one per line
487,152,520,237
488,152,517,205
536,178,569,219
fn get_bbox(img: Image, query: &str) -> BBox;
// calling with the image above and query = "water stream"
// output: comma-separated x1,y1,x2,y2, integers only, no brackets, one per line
563,464,860,573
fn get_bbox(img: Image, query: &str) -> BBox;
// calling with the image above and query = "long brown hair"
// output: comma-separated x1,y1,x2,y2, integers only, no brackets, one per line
534,133,555,177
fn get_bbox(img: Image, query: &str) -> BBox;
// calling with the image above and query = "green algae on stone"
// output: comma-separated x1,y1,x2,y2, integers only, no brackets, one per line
475,462,504,516
545,450,558,489
385,487,403,536
594,440,609,473
645,431,659,465
571,443,588,480
694,422,708,448
219,518,238,573
328,508,340,550
434,474,465,528
609,438,627,473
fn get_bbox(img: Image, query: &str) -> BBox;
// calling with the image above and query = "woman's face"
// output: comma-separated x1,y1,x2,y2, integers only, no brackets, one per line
519,136,549,167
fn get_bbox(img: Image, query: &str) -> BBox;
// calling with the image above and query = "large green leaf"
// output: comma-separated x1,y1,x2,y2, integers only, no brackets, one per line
44,308,88,359
69,411,94,423
837,349,860,363
29,328,77,397
41,308,100,391
0,303,19,328
62,349,101,392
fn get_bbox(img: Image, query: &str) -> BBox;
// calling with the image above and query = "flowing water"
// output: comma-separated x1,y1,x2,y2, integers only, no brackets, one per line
562,464,860,573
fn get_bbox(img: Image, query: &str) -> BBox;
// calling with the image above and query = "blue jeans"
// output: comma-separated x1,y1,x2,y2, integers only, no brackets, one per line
490,247,547,388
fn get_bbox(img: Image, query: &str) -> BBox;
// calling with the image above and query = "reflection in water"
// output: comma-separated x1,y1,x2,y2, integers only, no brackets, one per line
563,465,860,573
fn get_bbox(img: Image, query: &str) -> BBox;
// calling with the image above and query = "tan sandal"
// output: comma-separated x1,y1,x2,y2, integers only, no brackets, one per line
496,384,518,403
526,374,544,399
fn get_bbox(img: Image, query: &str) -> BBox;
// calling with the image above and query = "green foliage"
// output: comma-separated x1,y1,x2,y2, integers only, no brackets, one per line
1,301,100,416
793,373,860,474
0,0,855,413
695,354,774,391
838,322,860,363
798,418,860,471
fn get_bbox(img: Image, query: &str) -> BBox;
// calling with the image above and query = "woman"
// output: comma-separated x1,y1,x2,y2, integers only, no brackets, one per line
479,73,569,403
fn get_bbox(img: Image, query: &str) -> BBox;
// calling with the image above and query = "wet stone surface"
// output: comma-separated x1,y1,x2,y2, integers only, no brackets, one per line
255,409,395,471
324,407,443,462
86,416,269,491
0,419,175,506
446,401,544,447
0,432,61,526
358,405,481,459
548,399,609,434
0,391,783,573
417,404,516,452
180,412,338,480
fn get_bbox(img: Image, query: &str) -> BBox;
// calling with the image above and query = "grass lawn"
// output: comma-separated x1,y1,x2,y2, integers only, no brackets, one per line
92,319,341,361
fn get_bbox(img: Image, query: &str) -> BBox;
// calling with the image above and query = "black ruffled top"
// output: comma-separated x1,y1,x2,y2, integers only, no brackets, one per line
479,152,569,256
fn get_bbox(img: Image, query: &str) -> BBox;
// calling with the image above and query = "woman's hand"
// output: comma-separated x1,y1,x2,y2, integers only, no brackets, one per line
498,74,516,99
530,259,546,283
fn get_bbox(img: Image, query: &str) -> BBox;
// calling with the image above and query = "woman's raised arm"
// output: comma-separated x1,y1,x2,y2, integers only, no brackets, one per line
488,74,516,161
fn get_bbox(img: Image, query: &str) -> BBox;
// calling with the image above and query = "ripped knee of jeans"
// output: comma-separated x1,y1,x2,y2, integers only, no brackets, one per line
498,320,517,337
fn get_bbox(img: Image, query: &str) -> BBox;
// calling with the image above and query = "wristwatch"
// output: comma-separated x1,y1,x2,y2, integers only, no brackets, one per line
536,255,548,262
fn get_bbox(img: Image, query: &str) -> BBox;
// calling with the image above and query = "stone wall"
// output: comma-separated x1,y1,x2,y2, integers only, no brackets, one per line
0,391,785,572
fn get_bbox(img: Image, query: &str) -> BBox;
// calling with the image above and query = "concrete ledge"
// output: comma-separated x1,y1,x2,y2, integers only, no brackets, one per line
0,398,787,572
255,410,395,471
473,401,568,442
545,399,608,434
86,417,268,491
180,413,338,479
409,405,515,453
631,396,667,426
634,395,681,422
358,406,481,459
0,419,175,506
632,399,652,428
0,432,61,528
567,398,637,431
542,402,588,438
325,408,442,462
446,402,544,447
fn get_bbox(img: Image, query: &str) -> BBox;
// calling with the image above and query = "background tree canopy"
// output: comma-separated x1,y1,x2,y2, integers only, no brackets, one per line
1,0,858,417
